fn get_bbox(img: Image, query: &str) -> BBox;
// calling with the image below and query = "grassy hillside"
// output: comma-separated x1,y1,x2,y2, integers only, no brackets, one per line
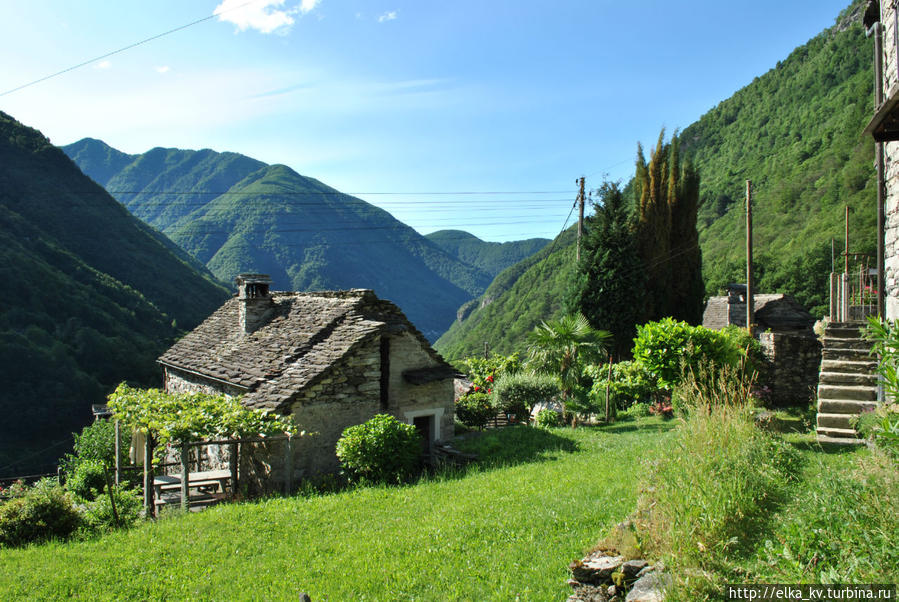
0,112,229,477
436,228,576,361
63,141,493,339
437,1,875,357
425,229,549,279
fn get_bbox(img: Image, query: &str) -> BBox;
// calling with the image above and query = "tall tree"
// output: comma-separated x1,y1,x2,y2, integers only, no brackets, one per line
567,182,644,358
634,129,703,324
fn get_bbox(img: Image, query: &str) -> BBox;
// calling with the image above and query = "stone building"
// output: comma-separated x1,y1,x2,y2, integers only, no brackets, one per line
703,284,821,406
157,274,455,484
863,0,895,318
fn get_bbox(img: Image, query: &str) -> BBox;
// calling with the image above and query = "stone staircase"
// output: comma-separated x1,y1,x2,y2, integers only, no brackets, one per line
816,321,879,444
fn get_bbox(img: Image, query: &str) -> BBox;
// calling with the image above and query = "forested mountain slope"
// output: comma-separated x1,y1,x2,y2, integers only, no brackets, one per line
425,230,549,279
63,140,493,338
0,112,229,476
436,1,875,358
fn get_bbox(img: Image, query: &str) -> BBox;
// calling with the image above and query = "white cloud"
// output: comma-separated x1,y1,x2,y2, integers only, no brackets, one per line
213,0,319,34
377,11,397,23
95,60,111,69
155,66,171,74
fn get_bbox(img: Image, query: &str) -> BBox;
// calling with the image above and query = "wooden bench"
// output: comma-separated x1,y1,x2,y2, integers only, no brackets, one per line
153,469,232,500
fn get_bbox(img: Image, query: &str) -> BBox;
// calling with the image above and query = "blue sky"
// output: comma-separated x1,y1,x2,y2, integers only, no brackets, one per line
0,0,853,242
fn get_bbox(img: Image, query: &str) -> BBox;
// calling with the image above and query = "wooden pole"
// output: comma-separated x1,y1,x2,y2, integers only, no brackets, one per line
180,442,189,512
576,177,585,262
230,442,239,500
114,420,121,486
604,360,612,423
102,466,120,528
746,180,754,337
284,435,293,495
484,341,489,360
845,205,850,276
143,434,155,519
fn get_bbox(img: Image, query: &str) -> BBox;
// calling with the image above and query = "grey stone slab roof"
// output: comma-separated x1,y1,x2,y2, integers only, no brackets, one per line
702,293,815,333
159,289,451,412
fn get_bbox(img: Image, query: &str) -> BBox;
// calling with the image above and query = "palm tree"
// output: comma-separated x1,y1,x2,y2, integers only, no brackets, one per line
526,313,611,425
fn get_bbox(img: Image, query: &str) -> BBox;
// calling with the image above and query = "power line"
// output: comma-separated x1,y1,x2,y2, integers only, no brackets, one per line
0,0,267,98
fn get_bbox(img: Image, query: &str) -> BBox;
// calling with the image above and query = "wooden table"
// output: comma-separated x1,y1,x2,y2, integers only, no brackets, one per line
153,469,232,500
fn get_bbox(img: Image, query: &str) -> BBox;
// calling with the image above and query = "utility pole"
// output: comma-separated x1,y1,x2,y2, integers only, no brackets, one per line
746,180,755,337
484,341,489,360
576,177,585,262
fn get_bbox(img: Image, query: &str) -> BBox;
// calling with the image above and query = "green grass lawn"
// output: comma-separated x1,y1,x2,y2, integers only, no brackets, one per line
0,419,673,601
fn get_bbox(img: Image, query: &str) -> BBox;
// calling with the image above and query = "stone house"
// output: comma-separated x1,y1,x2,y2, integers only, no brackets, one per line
702,284,821,407
157,274,456,485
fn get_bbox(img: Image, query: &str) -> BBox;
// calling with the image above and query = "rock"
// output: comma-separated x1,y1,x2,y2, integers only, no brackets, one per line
570,553,625,584
608,585,617,597
621,559,649,579
635,565,655,579
567,583,609,602
625,572,671,602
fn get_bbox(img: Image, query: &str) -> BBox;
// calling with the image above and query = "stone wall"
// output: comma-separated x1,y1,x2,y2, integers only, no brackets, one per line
386,331,455,443
880,1,899,320
163,366,246,398
758,332,822,407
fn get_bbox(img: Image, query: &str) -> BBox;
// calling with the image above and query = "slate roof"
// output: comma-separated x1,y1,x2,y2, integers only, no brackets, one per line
158,289,451,412
702,293,816,333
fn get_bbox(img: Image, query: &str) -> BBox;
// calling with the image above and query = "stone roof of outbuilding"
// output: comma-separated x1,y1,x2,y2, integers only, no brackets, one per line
702,293,816,333
158,289,450,412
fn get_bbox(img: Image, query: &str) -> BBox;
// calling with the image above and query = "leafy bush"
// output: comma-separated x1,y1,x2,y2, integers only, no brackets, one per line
621,403,651,419
632,319,760,390
335,414,422,485
60,419,123,479
534,408,562,428
454,392,496,430
493,372,559,418
67,459,108,501
0,479,82,548
458,353,521,393
81,486,143,532
584,361,656,411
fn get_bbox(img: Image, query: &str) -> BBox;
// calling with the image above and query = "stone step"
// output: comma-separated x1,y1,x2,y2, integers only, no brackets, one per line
816,434,866,446
815,425,859,438
817,399,879,414
817,384,877,401
825,326,865,339
816,413,857,429
821,347,875,361
818,371,878,386
826,321,866,330
822,337,874,351
820,359,879,374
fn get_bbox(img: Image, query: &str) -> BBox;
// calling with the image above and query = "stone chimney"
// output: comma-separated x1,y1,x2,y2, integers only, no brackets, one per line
235,273,273,334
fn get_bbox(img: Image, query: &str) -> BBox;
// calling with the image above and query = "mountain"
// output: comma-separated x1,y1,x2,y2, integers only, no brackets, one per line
435,228,577,361
685,0,874,316
63,140,495,339
436,0,875,359
0,112,230,477
424,230,550,279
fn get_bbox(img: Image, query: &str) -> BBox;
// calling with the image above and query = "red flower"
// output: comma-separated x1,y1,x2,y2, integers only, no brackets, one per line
486,375,494,383
487,388,492,394
473,385,480,391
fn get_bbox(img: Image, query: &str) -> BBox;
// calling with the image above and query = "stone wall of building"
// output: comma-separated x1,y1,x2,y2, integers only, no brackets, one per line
163,366,246,398
386,331,455,443
758,332,822,407
880,1,899,319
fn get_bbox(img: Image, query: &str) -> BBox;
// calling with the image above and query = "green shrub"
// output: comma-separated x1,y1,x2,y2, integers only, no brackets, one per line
67,459,107,501
585,361,657,412
82,486,143,532
534,408,562,428
493,372,560,418
458,353,521,392
335,414,422,485
632,319,760,390
455,392,496,430
0,479,81,548
621,403,651,419
60,419,121,478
